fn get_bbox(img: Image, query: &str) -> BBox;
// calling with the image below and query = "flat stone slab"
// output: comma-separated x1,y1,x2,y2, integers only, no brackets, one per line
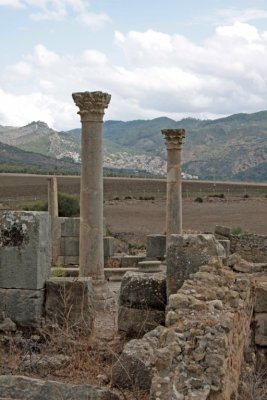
146,234,166,258
0,211,51,290
0,288,44,327
255,313,267,346
0,375,119,400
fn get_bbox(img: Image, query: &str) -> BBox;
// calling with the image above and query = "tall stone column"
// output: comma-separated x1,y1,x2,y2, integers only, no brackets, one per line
162,129,185,246
47,177,58,217
72,91,111,281
47,177,60,266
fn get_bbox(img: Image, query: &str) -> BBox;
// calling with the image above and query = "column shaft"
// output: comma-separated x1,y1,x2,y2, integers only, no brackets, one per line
162,129,185,247
47,177,58,217
79,120,104,280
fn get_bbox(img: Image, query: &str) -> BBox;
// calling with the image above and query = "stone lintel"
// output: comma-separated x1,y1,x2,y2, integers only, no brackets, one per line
72,91,111,122
162,128,185,149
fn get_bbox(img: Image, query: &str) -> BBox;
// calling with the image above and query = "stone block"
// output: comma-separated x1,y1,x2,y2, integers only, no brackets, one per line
218,239,230,257
45,277,94,332
255,282,267,313
0,288,44,327
255,313,267,346
112,326,164,390
57,256,79,266
104,236,114,257
118,306,165,337
60,237,79,256
60,217,80,237
215,225,231,237
0,375,120,400
167,234,225,296
0,211,51,290
119,272,166,310
146,234,166,258
121,255,146,268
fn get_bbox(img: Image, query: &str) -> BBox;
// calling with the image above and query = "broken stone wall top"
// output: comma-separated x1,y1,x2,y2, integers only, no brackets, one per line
166,233,225,296
0,211,51,290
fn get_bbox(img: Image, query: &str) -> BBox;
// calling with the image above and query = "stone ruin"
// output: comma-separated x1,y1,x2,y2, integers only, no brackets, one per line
0,91,266,399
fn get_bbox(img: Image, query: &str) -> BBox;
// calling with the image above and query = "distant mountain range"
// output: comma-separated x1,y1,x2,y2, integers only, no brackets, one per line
0,111,267,181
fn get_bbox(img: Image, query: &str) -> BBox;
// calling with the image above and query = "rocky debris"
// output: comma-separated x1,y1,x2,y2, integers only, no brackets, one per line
113,259,255,399
0,318,16,333
226,253,267,273
0,375,119,400
112,326,165,390
21,354,70,372
167,234,226,296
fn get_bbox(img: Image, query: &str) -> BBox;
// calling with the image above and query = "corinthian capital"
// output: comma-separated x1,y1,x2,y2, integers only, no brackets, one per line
162,129,185,149
72,91,111,122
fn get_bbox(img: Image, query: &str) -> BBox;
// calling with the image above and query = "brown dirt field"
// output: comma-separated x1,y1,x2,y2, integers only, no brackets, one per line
0,173,266,243
104,197,267,243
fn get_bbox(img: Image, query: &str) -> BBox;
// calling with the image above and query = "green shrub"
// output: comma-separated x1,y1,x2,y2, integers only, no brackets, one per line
124,196,132,200
23,192,80,217
24,201,48,211
243,194,249,198
194,197,203,203
58,192,80,217
231,226,242,235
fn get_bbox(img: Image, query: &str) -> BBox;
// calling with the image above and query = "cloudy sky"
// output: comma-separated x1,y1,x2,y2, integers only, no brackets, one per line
1,0,267,130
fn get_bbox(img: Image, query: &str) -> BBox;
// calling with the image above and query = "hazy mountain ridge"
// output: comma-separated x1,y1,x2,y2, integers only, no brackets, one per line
0,111,267,181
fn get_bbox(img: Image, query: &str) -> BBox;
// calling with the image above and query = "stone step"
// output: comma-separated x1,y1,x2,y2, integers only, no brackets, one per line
50,267,139,281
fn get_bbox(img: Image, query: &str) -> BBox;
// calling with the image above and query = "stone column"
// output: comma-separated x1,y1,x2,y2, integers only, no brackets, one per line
162,129,185,246
72,91,111,281
47,177,58,217
47,177,60,266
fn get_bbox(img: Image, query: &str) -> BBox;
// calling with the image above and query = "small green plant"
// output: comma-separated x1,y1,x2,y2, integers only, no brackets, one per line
194,197,203,203
51,266,64,277
208,193,224,199
231,226,242,235
124,196,132,200
243,194,249,198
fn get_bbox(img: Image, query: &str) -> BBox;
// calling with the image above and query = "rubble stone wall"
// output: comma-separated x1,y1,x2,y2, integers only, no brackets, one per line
112,259,255,400
230,233,267,263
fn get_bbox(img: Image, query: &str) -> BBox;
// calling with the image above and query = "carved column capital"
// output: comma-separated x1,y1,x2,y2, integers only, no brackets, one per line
162,129,185,150
72,91,111,122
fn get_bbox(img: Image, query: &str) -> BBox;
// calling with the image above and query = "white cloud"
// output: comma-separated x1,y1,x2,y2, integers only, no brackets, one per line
0,0,110,28
2,21,267,129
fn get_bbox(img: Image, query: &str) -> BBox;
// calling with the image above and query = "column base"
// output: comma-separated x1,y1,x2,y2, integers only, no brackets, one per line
92,279,116,311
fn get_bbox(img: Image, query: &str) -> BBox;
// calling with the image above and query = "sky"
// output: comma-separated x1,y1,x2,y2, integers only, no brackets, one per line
1,0,267,130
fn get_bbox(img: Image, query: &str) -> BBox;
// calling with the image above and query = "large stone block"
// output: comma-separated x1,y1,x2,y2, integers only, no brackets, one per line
0,211,51,290
60,237,79,256
215,225,231,237
255,281,267,313
255,313,267,346
0,375,119,400
45,277,94,332
146,234,166,258
119,272,166,310
0,288,44,327
60,217,80,237
118,306,165,337
121,255,146,268
167,234,225,296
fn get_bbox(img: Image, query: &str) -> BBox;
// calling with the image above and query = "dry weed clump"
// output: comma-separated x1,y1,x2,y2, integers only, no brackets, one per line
237,364,267,400
0,316,149,400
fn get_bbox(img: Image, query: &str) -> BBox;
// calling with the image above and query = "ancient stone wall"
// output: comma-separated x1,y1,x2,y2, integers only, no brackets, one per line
112,258,255,399
230,233,267,263
0,211,51,327
215,225,267,263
